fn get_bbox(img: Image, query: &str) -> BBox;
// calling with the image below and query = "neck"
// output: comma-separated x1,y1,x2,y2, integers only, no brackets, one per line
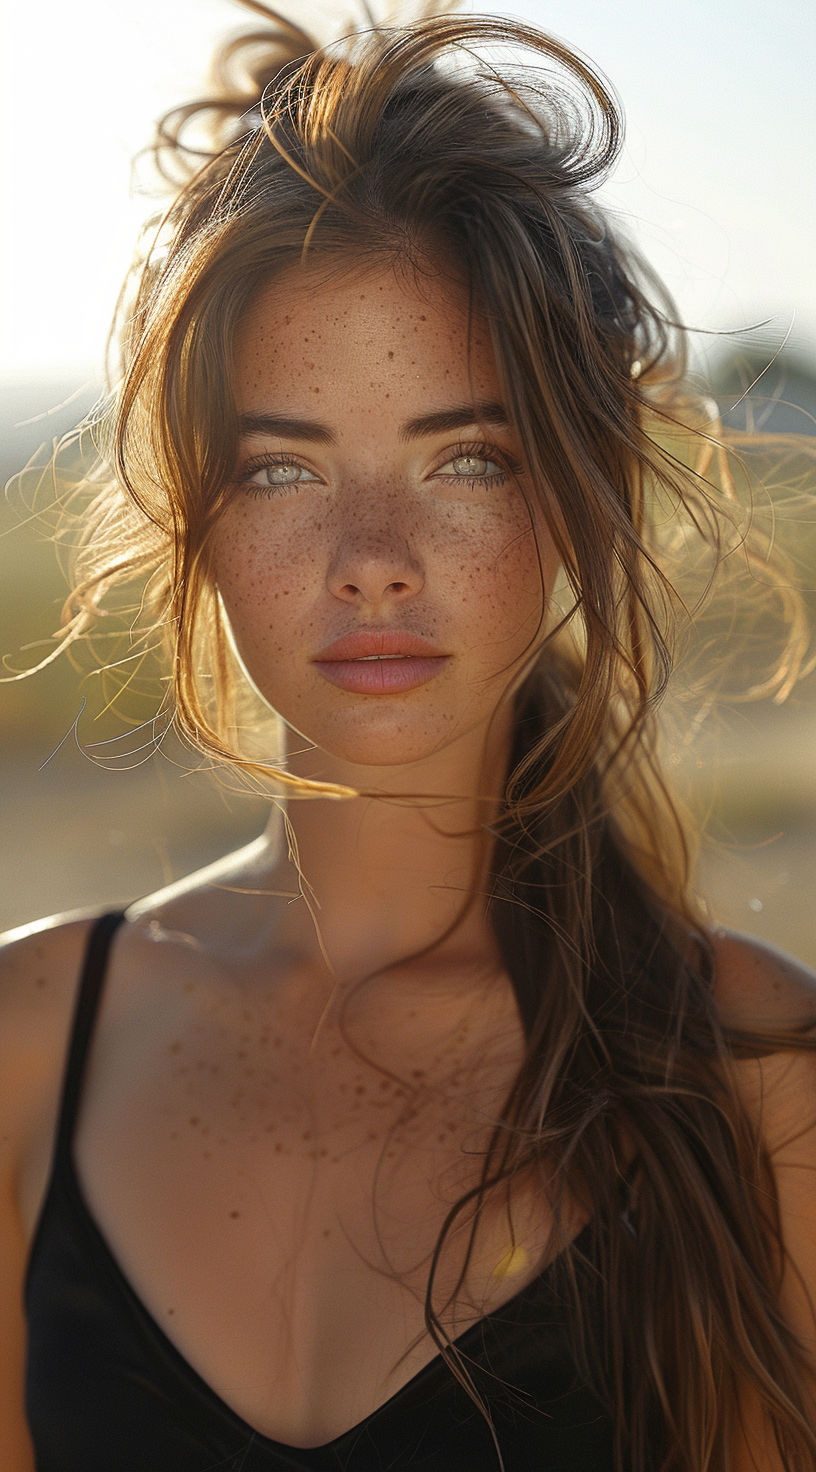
260,711,512,982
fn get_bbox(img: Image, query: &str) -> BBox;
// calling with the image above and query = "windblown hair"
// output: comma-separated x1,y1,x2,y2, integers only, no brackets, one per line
21,4,816,1467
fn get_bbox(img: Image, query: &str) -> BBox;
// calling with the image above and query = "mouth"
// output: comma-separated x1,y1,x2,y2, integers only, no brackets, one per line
312,630,450,694
313,629,446,661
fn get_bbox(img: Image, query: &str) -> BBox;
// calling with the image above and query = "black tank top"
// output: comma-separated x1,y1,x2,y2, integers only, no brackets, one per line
24,911,615,1471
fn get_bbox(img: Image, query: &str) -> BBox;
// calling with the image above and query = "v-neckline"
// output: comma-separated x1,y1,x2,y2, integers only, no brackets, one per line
42,1135,589,1456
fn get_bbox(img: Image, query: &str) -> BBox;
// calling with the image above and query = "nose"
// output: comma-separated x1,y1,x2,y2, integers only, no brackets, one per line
325,521,424,609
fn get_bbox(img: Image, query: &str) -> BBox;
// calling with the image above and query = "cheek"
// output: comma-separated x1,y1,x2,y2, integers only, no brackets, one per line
436,505,545,635
214,505,315,597
492,523,546,618
211,508,319,665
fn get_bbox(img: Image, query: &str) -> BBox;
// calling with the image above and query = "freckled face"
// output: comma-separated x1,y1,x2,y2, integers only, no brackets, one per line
211,262,557,768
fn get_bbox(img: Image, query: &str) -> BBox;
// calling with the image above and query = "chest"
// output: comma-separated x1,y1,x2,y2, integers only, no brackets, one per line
69,966,548,1446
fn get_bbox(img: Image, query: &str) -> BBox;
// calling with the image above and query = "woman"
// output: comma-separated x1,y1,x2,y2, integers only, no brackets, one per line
1,6,815,1469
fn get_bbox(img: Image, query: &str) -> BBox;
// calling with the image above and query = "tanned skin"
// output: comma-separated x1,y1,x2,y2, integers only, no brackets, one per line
2,265,814,1469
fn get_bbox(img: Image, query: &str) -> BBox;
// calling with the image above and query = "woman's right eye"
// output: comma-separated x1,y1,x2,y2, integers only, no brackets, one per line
239,459,321,496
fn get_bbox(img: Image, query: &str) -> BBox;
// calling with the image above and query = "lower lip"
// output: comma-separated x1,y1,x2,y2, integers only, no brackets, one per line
313,655,449,694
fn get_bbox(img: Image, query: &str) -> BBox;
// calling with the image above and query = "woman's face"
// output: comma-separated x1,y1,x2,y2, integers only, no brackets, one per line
212,260,558,772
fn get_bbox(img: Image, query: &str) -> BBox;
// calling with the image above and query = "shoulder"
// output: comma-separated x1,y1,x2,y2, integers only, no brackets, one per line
0,914,119,1472
710,928,816,1160
710,931,816,1382
710,927,816,1029
0,912,104,1165
0,908,103,1025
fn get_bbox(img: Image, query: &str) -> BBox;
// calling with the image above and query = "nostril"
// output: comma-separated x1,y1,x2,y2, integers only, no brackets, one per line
339,580,411,599
329,560,424,605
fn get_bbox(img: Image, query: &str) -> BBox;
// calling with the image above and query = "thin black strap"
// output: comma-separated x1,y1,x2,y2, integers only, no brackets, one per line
51,910,128,1169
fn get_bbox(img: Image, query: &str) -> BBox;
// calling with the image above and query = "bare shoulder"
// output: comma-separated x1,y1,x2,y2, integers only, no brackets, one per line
712,932,816,1394
0,908,101,1020
0,916,111,1472
0,911,103,1148
710,927,816,1028
710,929,816,1161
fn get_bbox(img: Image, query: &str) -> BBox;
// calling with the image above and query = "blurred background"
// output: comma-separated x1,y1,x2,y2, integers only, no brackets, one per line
1,0,815,961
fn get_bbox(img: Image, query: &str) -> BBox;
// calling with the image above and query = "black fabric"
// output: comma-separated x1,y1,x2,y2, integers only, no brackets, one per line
25,911,615,1471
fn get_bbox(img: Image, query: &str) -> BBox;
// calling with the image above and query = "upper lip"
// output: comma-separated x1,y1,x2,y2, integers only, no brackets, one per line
312,630,448,662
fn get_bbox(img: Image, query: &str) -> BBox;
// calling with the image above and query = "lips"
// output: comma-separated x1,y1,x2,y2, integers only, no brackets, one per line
312,629,449,695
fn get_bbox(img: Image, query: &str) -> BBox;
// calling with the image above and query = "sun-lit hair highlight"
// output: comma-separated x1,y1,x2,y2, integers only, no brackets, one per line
7,6,816,1467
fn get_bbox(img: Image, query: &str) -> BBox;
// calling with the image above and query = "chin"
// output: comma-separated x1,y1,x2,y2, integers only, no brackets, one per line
283,704,478,775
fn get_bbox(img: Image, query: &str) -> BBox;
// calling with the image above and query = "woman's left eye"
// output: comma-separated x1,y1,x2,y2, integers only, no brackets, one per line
434,450,508,485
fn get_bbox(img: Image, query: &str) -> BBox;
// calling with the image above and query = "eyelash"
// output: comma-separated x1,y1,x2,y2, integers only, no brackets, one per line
232,440,523,498
437,440,522,490
233,452,306,498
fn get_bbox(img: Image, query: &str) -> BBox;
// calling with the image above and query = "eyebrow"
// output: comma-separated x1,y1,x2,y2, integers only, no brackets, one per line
236,401,511,445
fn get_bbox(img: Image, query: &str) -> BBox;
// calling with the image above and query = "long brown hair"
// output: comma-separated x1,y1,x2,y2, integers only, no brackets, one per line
18,5,816,1466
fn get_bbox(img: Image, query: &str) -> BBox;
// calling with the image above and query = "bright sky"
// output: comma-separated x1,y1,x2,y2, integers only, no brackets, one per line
1,0,813,372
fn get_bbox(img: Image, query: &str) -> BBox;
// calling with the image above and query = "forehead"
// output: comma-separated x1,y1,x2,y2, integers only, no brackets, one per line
231,260,501,410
